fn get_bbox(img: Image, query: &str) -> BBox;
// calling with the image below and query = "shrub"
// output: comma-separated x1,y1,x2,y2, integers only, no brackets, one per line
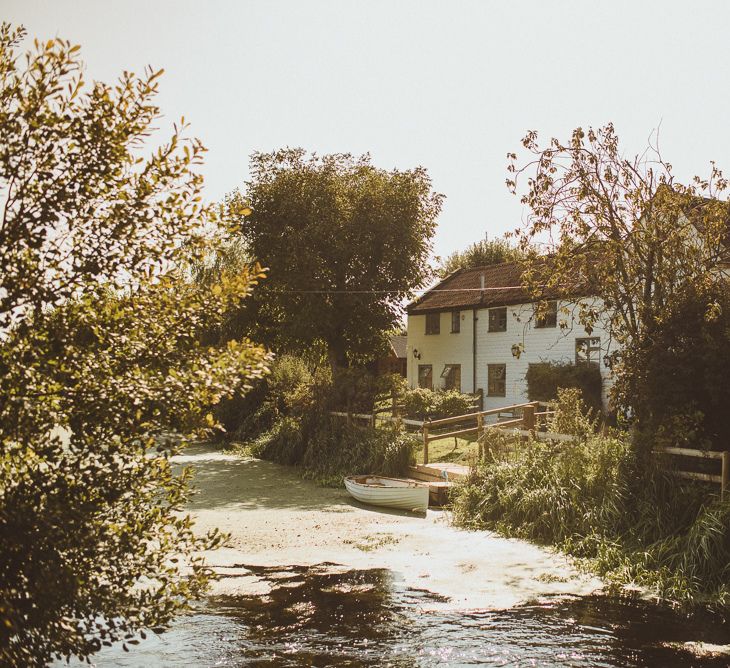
526,361,603,416
451,427,730,611
254,416,308,466
217,354,328,441
548,388,599,438
300,421,418,487
237,363,418,485
402,388,475,420
617,281,730,453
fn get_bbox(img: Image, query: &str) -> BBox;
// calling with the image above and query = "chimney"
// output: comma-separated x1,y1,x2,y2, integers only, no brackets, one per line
480,273,485,301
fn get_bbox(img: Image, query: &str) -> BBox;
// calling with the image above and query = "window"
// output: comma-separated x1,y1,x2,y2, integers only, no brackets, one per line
535,300,558,328
488,307,507,332
451,310,461,333
418,364,433,389
575,337,601,365
425,312,440,335
440,364,461,391
487,364,506,397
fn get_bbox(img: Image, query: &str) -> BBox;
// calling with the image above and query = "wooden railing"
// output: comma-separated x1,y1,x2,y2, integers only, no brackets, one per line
657,447,729,499
420,401,553,465
331,399,554,464
330,403,728,499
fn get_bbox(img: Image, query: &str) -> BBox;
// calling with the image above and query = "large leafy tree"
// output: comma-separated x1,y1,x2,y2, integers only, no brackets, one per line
232,149,443,370
508,123,729,430
438,237,525,277
0,25,269,666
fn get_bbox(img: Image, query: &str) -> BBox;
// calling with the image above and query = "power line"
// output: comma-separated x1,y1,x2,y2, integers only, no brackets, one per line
266,286,529,295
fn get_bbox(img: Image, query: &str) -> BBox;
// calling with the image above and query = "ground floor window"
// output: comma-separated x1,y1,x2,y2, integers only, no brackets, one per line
487,363,506,397
441,364,461,391
418,364,433,389
575,337,601,365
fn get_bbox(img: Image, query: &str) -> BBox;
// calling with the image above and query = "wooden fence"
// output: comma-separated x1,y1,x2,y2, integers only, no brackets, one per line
332,399,555,465
330,402,729,499
656,447,729,499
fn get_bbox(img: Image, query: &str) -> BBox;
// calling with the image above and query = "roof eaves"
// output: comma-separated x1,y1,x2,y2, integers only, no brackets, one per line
406,267,464,312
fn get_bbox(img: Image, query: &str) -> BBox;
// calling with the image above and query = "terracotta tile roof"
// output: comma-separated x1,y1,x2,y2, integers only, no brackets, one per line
389,335,407,359
407,261,538,313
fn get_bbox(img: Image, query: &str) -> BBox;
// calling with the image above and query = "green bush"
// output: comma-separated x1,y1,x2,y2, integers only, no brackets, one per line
253,416,308,466
617,281,730,453
236,362,418,485
526,361,603,416
548,388,599,438
217,354,328,441
301,421,418,487
451,430,730,611
402,388,475,420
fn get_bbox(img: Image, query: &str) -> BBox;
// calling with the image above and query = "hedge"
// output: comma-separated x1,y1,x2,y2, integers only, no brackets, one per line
525,361,603,416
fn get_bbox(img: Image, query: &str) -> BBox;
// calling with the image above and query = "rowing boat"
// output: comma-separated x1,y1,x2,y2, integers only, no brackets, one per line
344,475,429,512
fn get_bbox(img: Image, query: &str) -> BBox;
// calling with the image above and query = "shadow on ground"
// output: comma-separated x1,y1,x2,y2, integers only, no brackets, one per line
174,443,351,513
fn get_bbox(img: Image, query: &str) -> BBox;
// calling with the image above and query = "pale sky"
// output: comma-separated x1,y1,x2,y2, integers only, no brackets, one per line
5,0,730,261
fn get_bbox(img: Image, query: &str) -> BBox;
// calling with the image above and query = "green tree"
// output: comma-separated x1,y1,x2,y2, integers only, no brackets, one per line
438,237,525,277
0,26,269,666
622,279,730,451
232,149,443,371
508,123,729,430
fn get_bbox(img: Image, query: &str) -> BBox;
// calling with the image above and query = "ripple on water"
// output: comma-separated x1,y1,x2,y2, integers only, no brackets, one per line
60,566,730,667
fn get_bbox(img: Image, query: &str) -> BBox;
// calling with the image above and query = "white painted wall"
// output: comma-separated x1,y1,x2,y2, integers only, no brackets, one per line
406,309,475,392
407,299,616,411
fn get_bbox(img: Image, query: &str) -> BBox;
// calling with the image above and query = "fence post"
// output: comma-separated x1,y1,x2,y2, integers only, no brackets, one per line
423,420,430,465
523,403,536,433
476,412,484,461
722,451,729,500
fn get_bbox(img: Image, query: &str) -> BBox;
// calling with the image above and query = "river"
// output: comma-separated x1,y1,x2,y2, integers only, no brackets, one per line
64,445,730,666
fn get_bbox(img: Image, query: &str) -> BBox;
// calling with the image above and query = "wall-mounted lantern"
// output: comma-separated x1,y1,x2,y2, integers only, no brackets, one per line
413,348,421,360
511,343,523,359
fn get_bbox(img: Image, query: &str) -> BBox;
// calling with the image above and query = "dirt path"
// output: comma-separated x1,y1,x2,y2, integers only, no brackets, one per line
175,443,602,610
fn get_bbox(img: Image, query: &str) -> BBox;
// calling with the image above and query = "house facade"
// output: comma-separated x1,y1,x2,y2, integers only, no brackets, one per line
406,262,613,411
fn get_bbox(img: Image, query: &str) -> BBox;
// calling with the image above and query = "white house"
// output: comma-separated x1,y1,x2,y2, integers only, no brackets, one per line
406,261,613,412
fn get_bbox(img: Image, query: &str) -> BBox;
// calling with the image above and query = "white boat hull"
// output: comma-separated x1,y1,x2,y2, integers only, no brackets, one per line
344,476,429,512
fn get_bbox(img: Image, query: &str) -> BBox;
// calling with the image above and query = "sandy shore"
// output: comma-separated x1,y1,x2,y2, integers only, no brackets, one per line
175,443,602,610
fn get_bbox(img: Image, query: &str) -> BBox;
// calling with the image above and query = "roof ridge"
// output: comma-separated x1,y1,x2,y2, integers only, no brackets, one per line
453,259,522,274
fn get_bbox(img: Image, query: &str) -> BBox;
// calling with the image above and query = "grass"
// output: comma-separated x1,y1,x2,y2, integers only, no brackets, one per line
450,430,730,613
414,433,479,466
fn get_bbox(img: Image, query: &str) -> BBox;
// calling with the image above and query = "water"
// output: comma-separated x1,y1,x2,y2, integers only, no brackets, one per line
68,564,730,667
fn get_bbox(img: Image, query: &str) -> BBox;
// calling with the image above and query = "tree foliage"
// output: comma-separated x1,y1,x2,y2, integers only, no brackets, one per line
438,237,525,277
525,361,603,417
231,149,443,370
621,280,730,451
0,25,269,666
508,123,730,424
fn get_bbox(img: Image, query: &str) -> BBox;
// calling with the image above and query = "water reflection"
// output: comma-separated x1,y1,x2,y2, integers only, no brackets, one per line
66,565,730,667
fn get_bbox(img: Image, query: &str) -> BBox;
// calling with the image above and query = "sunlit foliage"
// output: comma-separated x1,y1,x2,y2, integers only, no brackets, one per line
0,25,269,666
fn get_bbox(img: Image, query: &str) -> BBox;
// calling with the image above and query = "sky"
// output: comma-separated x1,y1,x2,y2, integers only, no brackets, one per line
5,0,730,262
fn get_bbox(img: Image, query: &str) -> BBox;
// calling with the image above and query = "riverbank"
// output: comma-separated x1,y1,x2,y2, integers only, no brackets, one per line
176,442,602,610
